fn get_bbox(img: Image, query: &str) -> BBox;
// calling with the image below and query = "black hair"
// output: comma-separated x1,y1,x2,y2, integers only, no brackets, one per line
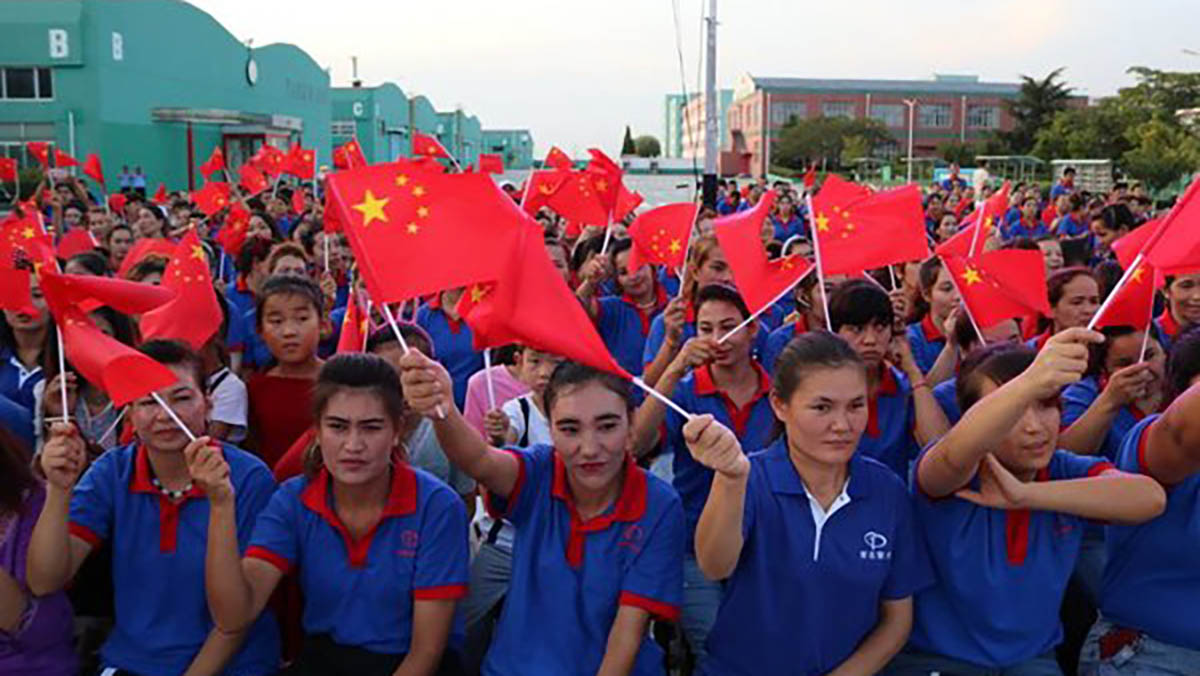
912,256,946,321
105,223,132,246
307,353,407,477
1095,203,1135,233
570,234,606,273
366,322,435,358
1003,237,1040,251
0,427,34,512
543,361,635,420
695,283,750,320
66,251,111,277
138,339,207,391
128,258,167,283
607,237,633,262
254,275,324,329
1166,325,1200,402
1087,325,1162,377
771,331,865,402
829,279,893,332
235,236,275,276
1095,260,1126,299
956,344,1037,413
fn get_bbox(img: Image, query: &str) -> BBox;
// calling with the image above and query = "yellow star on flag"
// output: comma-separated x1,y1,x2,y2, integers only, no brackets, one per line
962,266,983,285
816,213,831,232
594,179,608,192
668,239,683,254
412,185,426,198
416,206,430,219
21,227,34,239
539,184,554,195
352,190,390,227
469,285,488,303
190,245,206,261
396,174,410,187
406,222,419,235
1130,266,1146,284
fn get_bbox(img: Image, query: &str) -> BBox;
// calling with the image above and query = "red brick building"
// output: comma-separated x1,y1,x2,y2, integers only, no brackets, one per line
722,73,1030,176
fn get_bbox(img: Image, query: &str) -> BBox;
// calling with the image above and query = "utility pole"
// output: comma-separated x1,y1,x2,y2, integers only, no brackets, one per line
904,98,918,184
702,0,718,208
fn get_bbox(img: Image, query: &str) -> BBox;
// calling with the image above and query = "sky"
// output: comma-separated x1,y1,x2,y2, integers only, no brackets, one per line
190,0,1200,157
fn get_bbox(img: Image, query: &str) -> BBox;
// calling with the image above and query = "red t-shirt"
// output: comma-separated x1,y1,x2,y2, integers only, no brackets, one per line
246,373,314,468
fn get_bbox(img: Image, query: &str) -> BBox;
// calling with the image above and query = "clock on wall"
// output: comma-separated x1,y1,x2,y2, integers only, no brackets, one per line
245,57,258,86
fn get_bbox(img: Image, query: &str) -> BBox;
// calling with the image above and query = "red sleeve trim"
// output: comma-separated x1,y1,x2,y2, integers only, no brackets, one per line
620,591,681,622
483,450,526,520
68,521,102,548
1137,426,1153,478
245,546,293,574
414,584,468,600
1086,462,1117,478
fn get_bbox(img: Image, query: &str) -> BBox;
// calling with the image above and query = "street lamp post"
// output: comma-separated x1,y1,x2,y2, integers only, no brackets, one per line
903,98,918,184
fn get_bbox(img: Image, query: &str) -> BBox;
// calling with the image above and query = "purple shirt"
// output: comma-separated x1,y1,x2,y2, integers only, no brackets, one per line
0,484,77,676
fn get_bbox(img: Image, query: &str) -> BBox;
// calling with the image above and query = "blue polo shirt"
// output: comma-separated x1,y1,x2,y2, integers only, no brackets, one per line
658,268,681,298
1008,218,1050,240
1061,375,1148,462
1050,181,1073,200
932,379,961,424
483,445,684,675
416,305,483,409
642,308,770,372
247,464,469,655
761,317,809,375
0,391,33,453
1056,213,1087,237
1100,415,1200,650
67,443,280,676
909,449,1114,668
0,345,43,412
666,363,777,550
770,213,806,242
701,441,932,675
857,365,918,478
906,316,946,375
597,289,667,377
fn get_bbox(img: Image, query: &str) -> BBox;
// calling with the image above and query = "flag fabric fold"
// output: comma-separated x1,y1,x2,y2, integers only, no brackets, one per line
811,178,928,275
412,132,451,160
544,147,573,171
942,250,1050,328
333,139,367,170
627,203,697,273
82,154,105,186
335,294,368,354
200,147,226,178
191,181,232,217
478,154,504,174
1092,257,1157,331
140,230,223,350
713,191,815,315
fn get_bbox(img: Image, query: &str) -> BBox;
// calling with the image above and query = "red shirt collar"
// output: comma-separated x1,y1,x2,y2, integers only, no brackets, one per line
130,444,205,500
550,452,647,568
1032,331,1052,351
791,313,809,333
1005,466,1052,566
692,362,772,437
866,365,900,437
920,313,944,342
1158,309,1182,338
621,283,669,335
299,462,418,567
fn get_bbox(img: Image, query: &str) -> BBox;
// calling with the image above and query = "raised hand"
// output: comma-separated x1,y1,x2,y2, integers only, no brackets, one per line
398,349,455,419
183,436,234,505
683,414,749,479
40,423,87,491
483,409,511,446
1024,327,1105,398
954,454,1029,510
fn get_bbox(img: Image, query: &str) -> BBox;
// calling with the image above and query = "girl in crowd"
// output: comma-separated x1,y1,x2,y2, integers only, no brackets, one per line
684,332,932,675
1081,325,1200,673
416,287,483,410
64,251,112,277
104,224,134,273
399,353,684,675
761,273,844,373
240,243,322,372
28,340,281,676
827,280,949,478
131,204,166,239
891,332,1165,675
905,257,960,381
931,313,1023,424
196,353,469,676
0,275,48,411
1035,236,1065,276
484,347,563,448
1029,268,1101,350
632,283,776,658
1,428,76,675
1156,273,1200,350
462,345,529,438
934,212,959,243
1088,204,1134,261
246,275,324,468
579,238,668,378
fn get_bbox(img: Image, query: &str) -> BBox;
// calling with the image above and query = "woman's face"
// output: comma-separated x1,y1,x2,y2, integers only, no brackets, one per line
1052,275,1100,331
1037,240,1064,274
260,292,320,364
3,279,48,331
979,379,1058,475
135,208,162,238
695,248,734,288
770,366,868,466
545,244,570,285
615,250,653,300
549,381,631,497
1166,274,1200,325
837,320,892,370
248,216,273,242
936,214,958,242
695,300,754,368
925,266,961,322
271,254,308,279
318,389,399,486
1090,219,1123,253
130,365,209,453
108,229,133,263
1104,332,1165,396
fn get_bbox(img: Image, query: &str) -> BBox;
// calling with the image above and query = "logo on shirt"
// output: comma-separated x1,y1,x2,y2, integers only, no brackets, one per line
860,531,891,561
618,524,644,554
396,529,420,558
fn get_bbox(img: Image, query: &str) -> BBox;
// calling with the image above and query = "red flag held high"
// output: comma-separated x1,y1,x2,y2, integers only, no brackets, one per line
108,192,127,215
216,203,252,258
412,132,451,160
53,149,78,169
200,147,226,178
333,139,367,170
191,181,231,217
56,229,96,260
811,181,929,275
478,153,504,174
326,159,527,304
521,170,570,215
457,223,629,378
803,166,817,189
627,202,697,272
954,181,1012,257
292,188,306,215
586,148,624,217
322,191,342,233
1111,218,1161,271
0,209,56,273
942,250,1051,328
335,295,368,354
117,238,177,278
0,158,16,182
140,230,223,350
713,190,815,314
253,145,287,177
26,142,50,168
544,146,573,171
1093,257,1157,331
238,163,269,195
546,171,608,226
152,183,169,206
82,154,105,186
613,184,644,222
283,145,316,179
1140,177,1200,273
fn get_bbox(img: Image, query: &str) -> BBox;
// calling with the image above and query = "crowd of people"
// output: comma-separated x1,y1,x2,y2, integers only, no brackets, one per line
1,156,1198,676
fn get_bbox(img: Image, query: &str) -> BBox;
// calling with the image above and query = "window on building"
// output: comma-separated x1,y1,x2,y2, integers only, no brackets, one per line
874,141,899,160
0,67,53,100
0,122,57,166
770,101,807,126
919,103,952,128
869,104,905,128
966,104,999,129
821,101,855,119
331,120,356,136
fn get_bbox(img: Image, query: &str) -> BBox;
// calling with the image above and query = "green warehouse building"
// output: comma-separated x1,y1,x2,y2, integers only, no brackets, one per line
0,0,533,193
482,129,534,170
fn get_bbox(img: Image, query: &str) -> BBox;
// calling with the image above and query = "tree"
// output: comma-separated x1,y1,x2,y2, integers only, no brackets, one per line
621,126,636,156
1121,118,1200,192
1002,67,1074,153
633,135,661,158
773,116,892,171
937,137,1010,167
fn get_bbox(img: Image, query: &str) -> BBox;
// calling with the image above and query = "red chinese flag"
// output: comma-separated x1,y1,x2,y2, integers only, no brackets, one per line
586,148,624,217
521,170,570,215
478,154,504,175
53,149,78,169
43,270,176,316
81,154,104,186
26,142,50,168
333,139,367,170
412,132,450,160
140,230,223,350
457,223,629,378
200,147,226,178
953,181,1012,257
56,229,96,260
1093,258,1158,331
238,163,269,195
544,146,573,171
191,181,231,217
547,171,609,226
284,145,316,179
291,188,306,215
1139,177,1200,273
0,158,16,182
713,190,815,314
1112,218,1161,271
251,145,286,177
322,192,342,234
335,295,368,354
215,203,252,258
613,185,644,222
117,238,177,278
108,192,127,215
0,209,56,273
942,251,1051,328
151,183,169,206
803,166,817,188
326,159,526,304
627,203,697,272
61,306,179,405
812,182,929,275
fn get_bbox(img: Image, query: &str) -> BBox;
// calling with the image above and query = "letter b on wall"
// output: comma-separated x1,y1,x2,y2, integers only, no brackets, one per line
48,28,70,59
